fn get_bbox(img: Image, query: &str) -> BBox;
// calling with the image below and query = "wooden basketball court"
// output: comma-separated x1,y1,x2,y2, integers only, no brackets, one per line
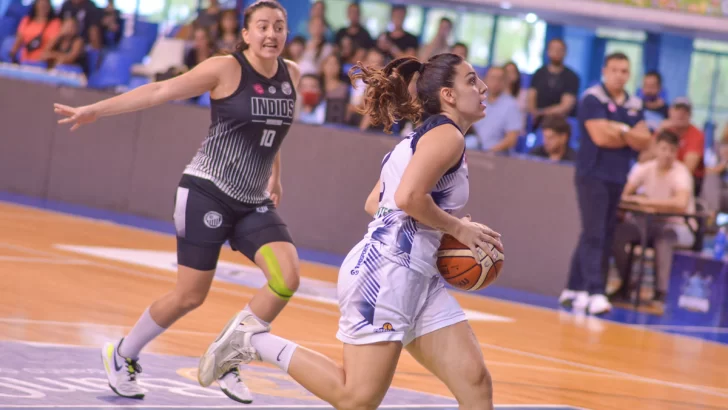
1,200,726,410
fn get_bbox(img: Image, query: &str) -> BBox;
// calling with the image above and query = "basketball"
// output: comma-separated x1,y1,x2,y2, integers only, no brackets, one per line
437,233,504,291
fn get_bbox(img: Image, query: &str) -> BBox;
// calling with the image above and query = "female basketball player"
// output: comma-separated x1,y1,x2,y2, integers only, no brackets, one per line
54,1,300,404
197,53,503,410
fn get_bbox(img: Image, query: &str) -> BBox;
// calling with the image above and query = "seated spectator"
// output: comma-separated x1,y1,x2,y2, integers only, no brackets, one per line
706,139,728,213
9,0,61,64
375,33,394,65
529,115,577,162
297,74,326,125
42,17,85,70
193,0,221,39
527,38,580,130
386,5,418,58
299,16,333,75
216,9,240,52
100,0,122,47
321,54,349,100
470,66,522,152
418,17,452,61
335,3,373,64
296,1,332,41
504,61,527,130
184,27,216,70
612,130,695,304
283,36,305,62
60,0,102,49
349,48,385,130
655,97,705,196
450,42,468,60
639,70,669,132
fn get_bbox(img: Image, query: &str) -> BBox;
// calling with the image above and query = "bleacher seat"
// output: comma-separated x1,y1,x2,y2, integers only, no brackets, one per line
0,16,19,41
55,64,84,75
0,35,16,62
21,60,47,69
128,75,150,90
133,21,159,48
84,46,101,73
567,117,580,150
86,51,133,89
4,3,31,19
198,92,211,107
117,35,153,64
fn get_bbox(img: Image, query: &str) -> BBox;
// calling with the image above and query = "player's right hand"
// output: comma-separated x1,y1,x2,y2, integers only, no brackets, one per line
54,104,98,131
453,215,503,261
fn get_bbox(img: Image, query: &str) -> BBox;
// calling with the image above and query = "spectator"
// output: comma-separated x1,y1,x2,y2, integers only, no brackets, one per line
193,0,221,39
283,36,305,62
504,61,527,131
386,5,418,58
375,33,394,65
43,17,85,70
337,34,357,66
184,27,215,71
527,38,580,130
297,1,331,40
639,71,669,132
297,74,326,125
100,0,122,47
298,16,333,75
418,17,452,61
216,9,240,52
706,139,728,213
560,52,651,315
335,3,373,64
528,115,577,162
655,98,705,197
612,130,695,304
9,0,61,64
450,42,468,60
59,0,101,49
349,48,385,130
470,66,522,152
321,54,349,100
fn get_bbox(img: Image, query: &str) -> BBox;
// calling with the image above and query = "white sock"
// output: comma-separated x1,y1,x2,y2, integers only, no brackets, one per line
250,333,298,372
243,305,271,327
118,307,166,359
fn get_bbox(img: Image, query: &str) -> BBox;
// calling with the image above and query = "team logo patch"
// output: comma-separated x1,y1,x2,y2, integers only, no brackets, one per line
375,322,395,333
281,81,292,95
268,86,276,94
256,206,269,213
203,211,223,229
253,84,264,95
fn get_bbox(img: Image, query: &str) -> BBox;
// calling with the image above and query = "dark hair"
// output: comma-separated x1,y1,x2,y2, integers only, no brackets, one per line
604,52,630,67
28,0,56,21
542,115,571,138
391,4,407,14
452,42,468,56
349,53,464,134
548,38,566,50
644,70,662,85
217,9,240,37
301,73,323,90
309,16,328,60
656,129,680,146
503,61,521,97
440,17,453,27
235,0,288,53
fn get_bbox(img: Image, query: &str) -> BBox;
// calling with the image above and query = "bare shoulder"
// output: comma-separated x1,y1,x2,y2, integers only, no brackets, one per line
283,59,301,83
417,123,465,161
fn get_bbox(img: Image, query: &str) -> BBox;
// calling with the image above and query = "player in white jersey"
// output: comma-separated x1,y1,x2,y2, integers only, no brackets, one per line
197,54,503,410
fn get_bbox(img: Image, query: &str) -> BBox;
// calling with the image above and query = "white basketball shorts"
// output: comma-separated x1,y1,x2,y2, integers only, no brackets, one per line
336,239,467,346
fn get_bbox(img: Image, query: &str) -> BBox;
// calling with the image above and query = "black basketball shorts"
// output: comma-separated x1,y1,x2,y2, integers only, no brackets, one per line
172,174,294,271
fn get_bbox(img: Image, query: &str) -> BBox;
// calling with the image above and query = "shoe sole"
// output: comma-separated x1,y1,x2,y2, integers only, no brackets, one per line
218,378,253,404
100,342,145,399
198,310,249,387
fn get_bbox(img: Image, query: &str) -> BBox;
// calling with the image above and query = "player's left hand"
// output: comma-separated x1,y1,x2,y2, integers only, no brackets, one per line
268,180,282,207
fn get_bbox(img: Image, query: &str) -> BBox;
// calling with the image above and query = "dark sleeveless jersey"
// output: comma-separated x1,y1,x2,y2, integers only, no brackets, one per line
183,52,297,204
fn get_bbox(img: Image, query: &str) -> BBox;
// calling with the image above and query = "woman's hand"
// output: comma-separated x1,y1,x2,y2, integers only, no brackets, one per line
451,215,503,261
54,104,99,131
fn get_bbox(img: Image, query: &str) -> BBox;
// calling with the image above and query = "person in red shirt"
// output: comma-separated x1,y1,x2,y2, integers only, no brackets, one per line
9,0,62,63
655,97,705,196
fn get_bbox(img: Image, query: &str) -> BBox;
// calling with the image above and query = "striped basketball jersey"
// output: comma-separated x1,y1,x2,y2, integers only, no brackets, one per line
183,52,297,204
364,114,469,277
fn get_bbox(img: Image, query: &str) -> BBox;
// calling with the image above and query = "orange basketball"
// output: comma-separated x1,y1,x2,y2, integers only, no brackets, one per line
437,234,504,291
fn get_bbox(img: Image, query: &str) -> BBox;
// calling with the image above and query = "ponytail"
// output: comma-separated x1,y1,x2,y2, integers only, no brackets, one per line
348,57,424,134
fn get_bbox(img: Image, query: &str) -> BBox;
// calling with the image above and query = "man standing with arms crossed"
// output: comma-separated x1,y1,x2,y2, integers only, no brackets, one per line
560,52,652,315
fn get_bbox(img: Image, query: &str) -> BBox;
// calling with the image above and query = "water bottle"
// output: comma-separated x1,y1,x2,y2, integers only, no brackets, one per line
714,227,727,260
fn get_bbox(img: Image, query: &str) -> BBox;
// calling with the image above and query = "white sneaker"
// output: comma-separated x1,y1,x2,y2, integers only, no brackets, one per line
572,291,590,311
587,294,612,316
101,339,145,399
559,289,589,309
198,310,270,388
218,367,253,404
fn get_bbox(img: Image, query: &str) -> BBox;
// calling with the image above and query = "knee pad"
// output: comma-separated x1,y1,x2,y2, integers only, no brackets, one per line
260,245,296,300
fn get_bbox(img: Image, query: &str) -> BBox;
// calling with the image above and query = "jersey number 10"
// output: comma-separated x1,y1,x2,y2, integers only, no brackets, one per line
260,129,277,147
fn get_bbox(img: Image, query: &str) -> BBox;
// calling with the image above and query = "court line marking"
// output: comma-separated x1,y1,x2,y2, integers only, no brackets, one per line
638,324,728,333
2,243,728,398
0,405,585,409
0,256,89,264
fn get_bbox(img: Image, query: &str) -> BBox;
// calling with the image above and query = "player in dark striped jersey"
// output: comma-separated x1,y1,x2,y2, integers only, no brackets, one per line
55,1,301,404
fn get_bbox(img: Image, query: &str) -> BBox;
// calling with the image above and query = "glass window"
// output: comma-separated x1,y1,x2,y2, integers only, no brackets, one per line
694,38,728,53
456,12,494,67
360,1,390,37
688,52,717,111
402,5,424,37
493,16,545,74
422,8,458,45
714,56,728,111
595,27,646,42
604,41,643,94
322,0,350,32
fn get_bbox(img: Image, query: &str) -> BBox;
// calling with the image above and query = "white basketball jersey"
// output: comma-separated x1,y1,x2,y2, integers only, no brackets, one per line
363,115,470,277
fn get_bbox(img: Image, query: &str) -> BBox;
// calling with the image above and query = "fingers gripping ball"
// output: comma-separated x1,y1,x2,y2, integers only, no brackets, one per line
437,235,504,291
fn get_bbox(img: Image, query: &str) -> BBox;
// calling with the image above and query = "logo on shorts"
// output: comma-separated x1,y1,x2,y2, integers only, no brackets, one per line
375,322,395,333
203,211,223,229
256,206,269,213
281,81,292,95
350,268,359,276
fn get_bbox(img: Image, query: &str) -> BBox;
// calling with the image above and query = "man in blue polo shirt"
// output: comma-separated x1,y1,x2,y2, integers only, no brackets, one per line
560,52,652,315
